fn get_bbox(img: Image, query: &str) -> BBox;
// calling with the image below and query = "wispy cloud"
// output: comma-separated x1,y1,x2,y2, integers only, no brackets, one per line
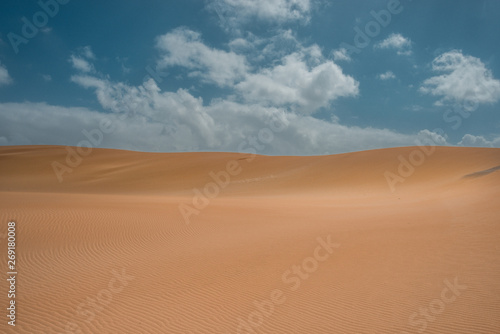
68,46,96,73
378,71,396,80
69,55,94,73
81,46,95,60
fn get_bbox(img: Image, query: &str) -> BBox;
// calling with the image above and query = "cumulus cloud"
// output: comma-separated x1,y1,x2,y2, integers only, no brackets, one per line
458,134,500,148
236,48,359,113
70,75,220,148
375,33,412,56
420,50,500,106
0,27,457,156
0,64,12,86
378,71,396,80
154,29,358,114
0,99,445,155
49,68,451,155
55,29,446,155
416,129,448,146
156,28,249,87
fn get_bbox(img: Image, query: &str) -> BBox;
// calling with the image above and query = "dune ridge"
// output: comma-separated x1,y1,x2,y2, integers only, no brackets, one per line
0,145,499,333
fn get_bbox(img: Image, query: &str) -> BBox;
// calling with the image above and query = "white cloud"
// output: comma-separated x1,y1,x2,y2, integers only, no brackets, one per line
416,129,448,146
60,30,408,154
68,46,97,73
420,50,500,105
236,47,359,113
332,48,352,62
156,28,249,87
69,55,94,73
53,70,449,154
404,105,423,112
0,28,452,156
70,74,220,148
0,64,12,86
258,30,300,59
230,29,301,64
378,71,396,80
42,74,52,82
209,0,312,27
458,134,500,148
0,99,445,155
375,33,412,56
154,29,358,114
228,37,255,52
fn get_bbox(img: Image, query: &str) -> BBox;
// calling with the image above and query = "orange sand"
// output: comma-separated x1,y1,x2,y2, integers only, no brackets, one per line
0,145,499,333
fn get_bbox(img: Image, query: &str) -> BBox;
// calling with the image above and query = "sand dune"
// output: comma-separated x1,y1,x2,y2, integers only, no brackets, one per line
0,145,499,333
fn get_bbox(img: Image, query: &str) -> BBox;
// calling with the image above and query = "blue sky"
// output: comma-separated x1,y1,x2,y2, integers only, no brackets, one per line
0,0,499,154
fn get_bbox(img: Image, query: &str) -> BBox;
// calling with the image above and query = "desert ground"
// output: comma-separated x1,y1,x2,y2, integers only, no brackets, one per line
0,145,499,333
